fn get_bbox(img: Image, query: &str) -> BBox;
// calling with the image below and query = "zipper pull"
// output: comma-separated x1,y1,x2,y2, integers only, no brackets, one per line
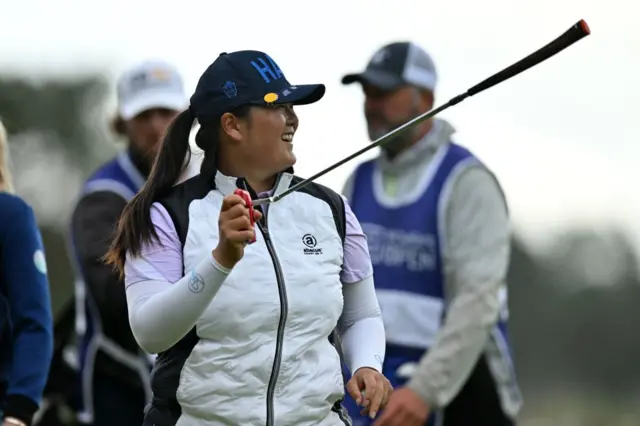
259,223,270,240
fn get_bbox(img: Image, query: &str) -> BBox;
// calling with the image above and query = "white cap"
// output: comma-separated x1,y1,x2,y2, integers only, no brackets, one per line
116,60,188,120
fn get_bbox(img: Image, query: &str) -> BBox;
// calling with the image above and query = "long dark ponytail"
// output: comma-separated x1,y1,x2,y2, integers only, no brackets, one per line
105,108,196,276
105,104,253,277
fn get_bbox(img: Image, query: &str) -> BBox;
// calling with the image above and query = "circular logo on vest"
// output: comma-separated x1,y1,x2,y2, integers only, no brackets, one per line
188,270,205,293
33,249,47,275
302,234,317,248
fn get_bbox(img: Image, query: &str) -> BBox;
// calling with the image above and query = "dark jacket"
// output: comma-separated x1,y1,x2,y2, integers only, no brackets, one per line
68,147,152,423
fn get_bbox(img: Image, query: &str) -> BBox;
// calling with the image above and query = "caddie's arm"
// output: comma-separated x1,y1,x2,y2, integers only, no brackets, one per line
406,166,510,408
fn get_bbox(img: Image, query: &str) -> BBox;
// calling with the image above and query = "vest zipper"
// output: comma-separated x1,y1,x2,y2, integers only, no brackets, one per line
240,178,288,426
257,222,288,426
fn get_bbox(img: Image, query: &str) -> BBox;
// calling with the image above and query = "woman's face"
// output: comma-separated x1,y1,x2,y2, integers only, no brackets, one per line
241,104,299,175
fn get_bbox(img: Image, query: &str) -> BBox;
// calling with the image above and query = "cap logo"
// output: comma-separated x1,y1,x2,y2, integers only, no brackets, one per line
129,72,149,90
264,93,279,104
223,81,238,98
250,55,284,84
129,68,174,94
150,68,171,81
370,49,390,65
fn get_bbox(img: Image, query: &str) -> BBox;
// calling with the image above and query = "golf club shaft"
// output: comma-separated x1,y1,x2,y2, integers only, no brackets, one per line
256,19,591,205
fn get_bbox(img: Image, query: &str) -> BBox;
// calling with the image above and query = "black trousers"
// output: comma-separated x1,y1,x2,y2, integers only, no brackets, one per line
79,371,146,426
439,356,515,426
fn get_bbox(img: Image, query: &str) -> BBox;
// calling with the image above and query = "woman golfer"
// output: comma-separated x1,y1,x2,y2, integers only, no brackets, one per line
106,50,391,426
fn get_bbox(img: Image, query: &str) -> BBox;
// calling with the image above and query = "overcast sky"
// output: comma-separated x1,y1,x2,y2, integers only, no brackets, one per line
0,0,636,246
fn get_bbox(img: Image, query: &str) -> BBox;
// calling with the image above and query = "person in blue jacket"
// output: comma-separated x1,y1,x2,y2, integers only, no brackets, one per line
0,119,54,426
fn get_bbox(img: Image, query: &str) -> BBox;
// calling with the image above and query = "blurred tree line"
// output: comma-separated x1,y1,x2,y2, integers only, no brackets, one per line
0,74,115,314
1,73,639,425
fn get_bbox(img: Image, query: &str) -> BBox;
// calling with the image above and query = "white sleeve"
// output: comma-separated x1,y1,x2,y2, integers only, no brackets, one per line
336,275,386,374
125,253,231,354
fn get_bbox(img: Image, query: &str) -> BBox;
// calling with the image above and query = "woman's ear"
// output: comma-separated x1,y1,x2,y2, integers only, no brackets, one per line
219,112,244,142
110,115,127,136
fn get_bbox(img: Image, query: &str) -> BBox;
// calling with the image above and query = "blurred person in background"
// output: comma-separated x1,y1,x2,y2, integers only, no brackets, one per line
68,60,187,426
0,119,54,426
340,42,522,426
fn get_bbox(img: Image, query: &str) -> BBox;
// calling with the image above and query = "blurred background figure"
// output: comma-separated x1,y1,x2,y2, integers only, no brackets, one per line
0,119,54,426
67,60,187,426
340,42,521,426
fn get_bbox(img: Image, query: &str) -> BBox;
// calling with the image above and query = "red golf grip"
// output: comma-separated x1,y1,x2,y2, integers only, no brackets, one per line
234,189,256,244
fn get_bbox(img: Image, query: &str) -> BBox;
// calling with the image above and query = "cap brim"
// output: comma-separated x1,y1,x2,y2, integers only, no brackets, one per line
119,91,188,120
286,84,325,105
253,84,326,108
341,70,404,91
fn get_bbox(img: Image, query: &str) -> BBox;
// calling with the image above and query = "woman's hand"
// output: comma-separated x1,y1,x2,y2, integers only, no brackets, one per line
212,192,262,269
346,367,393,419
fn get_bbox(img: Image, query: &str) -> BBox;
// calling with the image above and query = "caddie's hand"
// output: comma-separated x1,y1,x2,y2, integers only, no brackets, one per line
212,192,262,269
346,367,393,419
372,386,430,426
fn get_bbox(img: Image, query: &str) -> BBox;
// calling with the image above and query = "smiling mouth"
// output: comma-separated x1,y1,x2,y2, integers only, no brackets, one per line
281,133,294,142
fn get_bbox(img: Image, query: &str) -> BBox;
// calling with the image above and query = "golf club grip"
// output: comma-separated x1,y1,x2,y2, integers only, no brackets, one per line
467,19,590,97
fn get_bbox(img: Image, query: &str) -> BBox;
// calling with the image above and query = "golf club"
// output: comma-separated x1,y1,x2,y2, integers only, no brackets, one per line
251,19,591,206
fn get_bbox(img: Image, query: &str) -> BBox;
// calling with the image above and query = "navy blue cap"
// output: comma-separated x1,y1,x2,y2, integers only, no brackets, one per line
190,50,326,123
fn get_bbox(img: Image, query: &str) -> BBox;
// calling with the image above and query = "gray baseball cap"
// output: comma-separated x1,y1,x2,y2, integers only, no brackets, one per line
342,42,437,92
